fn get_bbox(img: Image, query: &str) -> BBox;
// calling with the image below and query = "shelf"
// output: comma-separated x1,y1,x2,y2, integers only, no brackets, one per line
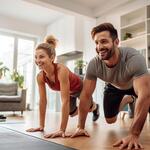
121,7,145,27
148,35,150,47
121,20,145,30
121,33,147,45
147,5,150,18
121,21,146,41
121,34,146,42
147,19,150,34
121,22,146,37
120,34,146,50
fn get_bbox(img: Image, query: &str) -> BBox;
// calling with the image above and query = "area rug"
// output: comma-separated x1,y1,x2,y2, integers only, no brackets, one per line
0,126,76,150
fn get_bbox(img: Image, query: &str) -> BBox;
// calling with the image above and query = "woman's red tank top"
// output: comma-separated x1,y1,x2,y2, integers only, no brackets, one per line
43,63,82,93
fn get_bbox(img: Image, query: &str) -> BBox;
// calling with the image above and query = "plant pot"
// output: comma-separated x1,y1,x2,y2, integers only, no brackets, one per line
74,68,83,75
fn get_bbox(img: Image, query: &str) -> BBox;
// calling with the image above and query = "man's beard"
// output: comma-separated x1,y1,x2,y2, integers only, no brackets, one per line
97,45,115,60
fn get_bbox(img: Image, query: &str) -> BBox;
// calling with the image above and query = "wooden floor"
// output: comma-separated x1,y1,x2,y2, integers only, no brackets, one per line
0,111,150,150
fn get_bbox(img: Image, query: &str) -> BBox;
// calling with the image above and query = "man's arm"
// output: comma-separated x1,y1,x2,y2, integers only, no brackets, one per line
130,74,150,136
78,78,97,129
114,74,150,149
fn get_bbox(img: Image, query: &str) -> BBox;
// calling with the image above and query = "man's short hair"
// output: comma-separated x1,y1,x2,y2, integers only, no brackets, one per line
91,23,118,40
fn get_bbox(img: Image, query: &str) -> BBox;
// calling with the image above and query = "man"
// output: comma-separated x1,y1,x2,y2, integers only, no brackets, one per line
71,23,150,150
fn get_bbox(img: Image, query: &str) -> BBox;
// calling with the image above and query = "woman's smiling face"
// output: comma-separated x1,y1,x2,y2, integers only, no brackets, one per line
35,49,52,70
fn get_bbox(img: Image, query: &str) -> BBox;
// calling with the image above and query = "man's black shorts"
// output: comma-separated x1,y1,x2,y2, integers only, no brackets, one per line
103,83,137,118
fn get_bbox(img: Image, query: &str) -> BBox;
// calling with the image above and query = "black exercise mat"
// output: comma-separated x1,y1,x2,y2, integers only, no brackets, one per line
0,126,76,150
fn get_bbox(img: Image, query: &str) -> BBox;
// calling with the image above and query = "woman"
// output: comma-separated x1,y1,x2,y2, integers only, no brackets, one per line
26,35,99,138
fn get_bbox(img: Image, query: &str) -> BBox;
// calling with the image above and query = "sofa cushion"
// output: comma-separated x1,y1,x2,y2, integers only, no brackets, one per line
0,95,21,102
0,82,17,96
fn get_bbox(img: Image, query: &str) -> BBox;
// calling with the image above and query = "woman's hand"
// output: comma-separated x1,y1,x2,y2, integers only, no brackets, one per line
71,128,90,138
26,127,44,132
44,130,70,138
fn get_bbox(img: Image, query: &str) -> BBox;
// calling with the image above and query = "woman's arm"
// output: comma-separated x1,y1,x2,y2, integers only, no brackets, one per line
37,73,47,129
26,72,47,132
44,65,70,138
58,66,70,132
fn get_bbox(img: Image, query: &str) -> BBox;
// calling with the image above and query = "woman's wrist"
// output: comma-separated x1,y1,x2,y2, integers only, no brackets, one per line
40,126,44,129
77,125,84,129
60,128,65,132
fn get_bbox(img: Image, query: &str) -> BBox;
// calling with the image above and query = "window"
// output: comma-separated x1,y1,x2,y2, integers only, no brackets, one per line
0,32,37,109
0,35,14,71
17,38,35,105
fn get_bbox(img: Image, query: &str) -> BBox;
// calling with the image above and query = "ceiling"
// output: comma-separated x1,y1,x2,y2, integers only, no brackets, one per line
0,0,133,26
70,0,105,9
0,0,64,26
34,0,133,17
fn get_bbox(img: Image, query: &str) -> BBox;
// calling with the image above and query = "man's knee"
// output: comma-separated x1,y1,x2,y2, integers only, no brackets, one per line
105,116,117,124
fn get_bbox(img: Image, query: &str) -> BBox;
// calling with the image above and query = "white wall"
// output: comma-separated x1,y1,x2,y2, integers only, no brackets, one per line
0,14,46,38
82,17,96,61
46,15,75,56
46,14,96,56
46,14,97,56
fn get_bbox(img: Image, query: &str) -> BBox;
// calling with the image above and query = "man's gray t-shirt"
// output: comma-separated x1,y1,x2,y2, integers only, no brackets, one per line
86,47,148,90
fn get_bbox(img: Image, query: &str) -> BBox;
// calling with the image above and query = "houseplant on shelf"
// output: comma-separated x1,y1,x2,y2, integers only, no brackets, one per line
0,61,9,79
123,32,132,40
11,70,24,88
74,59,87,75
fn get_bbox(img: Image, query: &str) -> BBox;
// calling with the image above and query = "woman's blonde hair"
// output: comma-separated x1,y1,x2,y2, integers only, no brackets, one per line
35,35,58,58
44,35,58,49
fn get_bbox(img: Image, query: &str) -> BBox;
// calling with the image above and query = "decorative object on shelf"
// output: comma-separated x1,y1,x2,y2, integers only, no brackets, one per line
74,59,87,75
123,32,132,40
11,70,24,88
0,61,9,79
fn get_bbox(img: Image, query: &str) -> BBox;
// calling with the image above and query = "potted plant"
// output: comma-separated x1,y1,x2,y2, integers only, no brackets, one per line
123,32,132,40
0,61,9,79
74,59,87,75
11,70,24,88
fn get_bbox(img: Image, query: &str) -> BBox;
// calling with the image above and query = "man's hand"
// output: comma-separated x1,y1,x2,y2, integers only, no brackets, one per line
113,134,144,150
71,128,90,138
44,130,70,138
26,127,44,132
